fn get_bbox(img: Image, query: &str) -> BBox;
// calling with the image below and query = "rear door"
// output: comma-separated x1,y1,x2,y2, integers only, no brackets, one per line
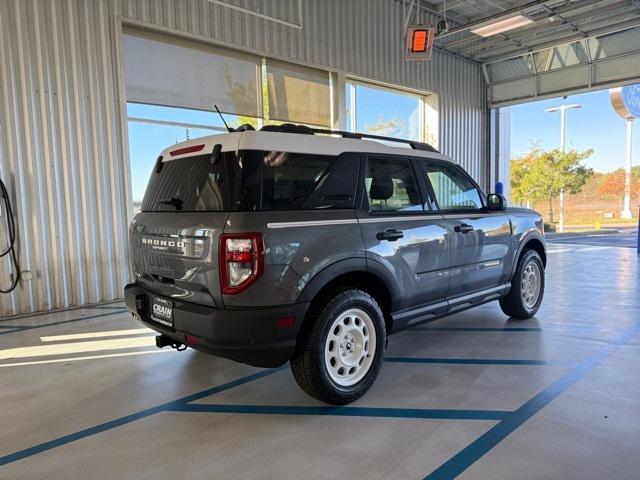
357,155,450,313
417,159,513,297
130,151,252,307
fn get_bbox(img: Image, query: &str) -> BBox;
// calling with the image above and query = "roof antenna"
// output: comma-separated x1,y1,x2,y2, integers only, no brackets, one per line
214,105,234,132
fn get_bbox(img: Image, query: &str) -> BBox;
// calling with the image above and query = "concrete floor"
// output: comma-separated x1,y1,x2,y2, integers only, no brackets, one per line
1,244,639,480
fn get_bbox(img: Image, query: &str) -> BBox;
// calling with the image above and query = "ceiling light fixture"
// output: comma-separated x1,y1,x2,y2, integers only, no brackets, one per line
471,14,534,37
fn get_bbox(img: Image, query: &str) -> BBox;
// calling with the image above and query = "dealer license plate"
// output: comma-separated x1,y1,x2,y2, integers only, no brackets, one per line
150,296,174,327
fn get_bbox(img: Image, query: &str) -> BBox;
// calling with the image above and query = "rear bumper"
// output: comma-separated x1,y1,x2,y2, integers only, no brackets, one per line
124,283,309,368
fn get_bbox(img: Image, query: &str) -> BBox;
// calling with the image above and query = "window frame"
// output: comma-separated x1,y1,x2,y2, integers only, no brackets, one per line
359,154,431,216
417,158,488,214
346,79,435,145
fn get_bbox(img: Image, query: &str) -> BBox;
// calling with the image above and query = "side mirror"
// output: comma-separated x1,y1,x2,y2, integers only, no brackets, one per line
487,193,507,211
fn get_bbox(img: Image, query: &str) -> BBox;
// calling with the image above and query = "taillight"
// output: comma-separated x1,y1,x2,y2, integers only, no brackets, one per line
219,233,264,295
169,144,205,156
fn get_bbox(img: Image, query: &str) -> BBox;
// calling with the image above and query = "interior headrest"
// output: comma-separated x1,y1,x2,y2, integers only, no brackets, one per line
369,175,394,201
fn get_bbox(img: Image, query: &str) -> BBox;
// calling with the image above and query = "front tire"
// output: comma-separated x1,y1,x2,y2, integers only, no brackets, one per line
290,289,386,405
499,249,545,320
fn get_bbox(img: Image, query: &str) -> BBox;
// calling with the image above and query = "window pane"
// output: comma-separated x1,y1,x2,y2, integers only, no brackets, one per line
353,84,422,141
533,41,588,73
423,162,483,210
365,158,422,212
123,30,261,116
588,27,640,60
487,56,535,82
266,60,332,127
260,152,356,210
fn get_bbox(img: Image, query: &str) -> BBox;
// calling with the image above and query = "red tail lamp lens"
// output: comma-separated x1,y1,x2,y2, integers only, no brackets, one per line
219,233,264,295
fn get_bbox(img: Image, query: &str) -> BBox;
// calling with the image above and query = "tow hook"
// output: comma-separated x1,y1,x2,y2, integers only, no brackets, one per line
155,334,187,351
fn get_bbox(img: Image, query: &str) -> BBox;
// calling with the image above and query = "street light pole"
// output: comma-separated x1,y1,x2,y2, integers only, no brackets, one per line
546,103,582,233
621,119,634,219
559,107,566,232
559,106,566,152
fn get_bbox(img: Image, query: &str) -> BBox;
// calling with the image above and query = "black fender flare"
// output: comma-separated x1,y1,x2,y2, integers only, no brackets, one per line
511,230,546,277
296,257,401,310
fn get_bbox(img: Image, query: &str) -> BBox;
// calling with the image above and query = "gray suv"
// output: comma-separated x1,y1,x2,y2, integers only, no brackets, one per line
125,124,546,404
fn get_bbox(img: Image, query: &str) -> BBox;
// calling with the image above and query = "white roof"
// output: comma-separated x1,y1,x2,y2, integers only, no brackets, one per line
160,130,453,163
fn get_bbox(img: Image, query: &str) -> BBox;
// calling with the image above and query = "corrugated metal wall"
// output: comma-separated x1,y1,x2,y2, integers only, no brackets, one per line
0,0,486,317
0,0,132,317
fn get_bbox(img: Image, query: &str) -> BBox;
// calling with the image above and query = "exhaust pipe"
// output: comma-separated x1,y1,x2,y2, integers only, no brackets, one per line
155,334,187,351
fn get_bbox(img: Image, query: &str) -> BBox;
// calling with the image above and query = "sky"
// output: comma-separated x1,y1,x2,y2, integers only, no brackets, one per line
509,88,640,173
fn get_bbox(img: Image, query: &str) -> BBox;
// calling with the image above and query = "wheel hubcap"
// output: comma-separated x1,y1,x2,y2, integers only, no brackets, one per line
521,261,541,309
324,308,377,387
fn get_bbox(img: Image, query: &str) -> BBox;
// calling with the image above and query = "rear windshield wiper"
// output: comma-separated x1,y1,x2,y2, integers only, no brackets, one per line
157,197,184,210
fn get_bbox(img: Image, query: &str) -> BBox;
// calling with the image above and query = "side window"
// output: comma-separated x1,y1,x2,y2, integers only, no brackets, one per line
261,151,358,210
422,161,483,210
365,157,422,213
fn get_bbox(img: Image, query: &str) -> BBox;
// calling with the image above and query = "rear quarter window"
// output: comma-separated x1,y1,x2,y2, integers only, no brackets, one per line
252,151,359,210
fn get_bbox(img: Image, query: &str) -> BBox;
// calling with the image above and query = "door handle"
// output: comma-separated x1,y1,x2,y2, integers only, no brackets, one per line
454,223,474,234
376,229,404,241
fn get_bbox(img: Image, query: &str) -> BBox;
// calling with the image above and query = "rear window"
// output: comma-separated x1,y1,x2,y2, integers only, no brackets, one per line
141,150,358,212
141,153,248,212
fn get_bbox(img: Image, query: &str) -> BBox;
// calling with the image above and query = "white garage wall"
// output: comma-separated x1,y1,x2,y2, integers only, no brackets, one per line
0,0,131,317
0,0,486,317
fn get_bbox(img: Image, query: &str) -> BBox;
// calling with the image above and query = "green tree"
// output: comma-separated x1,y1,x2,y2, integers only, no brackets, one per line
511,147,594,222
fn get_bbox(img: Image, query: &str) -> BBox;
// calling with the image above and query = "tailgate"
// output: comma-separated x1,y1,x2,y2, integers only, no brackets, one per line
129,212,228,307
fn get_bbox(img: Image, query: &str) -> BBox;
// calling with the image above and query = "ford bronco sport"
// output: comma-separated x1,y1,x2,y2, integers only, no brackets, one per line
125,124,546,404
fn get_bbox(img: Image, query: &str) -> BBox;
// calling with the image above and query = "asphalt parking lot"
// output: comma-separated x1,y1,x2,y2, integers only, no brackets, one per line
546,226,639,248
1,244,639,479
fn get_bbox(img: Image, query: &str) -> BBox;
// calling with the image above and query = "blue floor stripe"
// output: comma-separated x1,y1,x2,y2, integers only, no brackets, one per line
423,320,640,480
410,326,599,333
411,327,543,332
384,357,572,366
0,309,128,336
0,367,281,467
169,403,511,421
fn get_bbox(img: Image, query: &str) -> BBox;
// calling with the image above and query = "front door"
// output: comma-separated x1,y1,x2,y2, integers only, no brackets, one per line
418,159,513,298
357,155,450,312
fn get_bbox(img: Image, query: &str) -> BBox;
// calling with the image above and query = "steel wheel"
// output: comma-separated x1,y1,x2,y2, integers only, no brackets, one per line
521,261,541,309
324,308,377,387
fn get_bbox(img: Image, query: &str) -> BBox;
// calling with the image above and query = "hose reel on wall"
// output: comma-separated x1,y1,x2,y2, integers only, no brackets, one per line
0,176,20,294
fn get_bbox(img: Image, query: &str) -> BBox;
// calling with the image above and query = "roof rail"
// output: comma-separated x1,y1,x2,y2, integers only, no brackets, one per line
259,123,439,153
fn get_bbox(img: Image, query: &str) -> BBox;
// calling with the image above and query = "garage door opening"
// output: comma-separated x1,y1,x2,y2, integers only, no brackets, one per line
497,85,639,242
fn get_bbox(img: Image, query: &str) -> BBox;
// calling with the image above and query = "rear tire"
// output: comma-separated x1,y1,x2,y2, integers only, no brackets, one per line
499,249,545,320
290,289,386,405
